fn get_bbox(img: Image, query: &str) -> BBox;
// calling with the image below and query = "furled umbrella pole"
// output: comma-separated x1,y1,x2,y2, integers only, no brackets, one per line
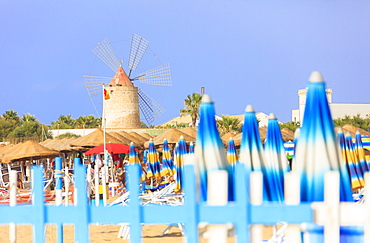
337,129,363,191
355,131,370,175
160,139,174,177
239,105,270,201
173,136,187,193
295,71,352,202
195,94,233,201
345,131,365,189
226,137,238,174
263,113,290,202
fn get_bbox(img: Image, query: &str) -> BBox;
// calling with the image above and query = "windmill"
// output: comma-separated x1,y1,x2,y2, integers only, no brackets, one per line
84,33,172,129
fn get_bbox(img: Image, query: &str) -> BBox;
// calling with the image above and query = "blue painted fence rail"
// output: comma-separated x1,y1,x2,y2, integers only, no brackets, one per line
0,158,313,242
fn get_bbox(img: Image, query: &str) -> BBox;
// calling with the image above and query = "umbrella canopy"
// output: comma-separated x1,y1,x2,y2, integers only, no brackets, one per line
160,139,174,177
70,129,123,148
226,137,238,173
295,71,352,202
195,95,232,201
84,143,136,156
263,113,290,202
2,140,59,163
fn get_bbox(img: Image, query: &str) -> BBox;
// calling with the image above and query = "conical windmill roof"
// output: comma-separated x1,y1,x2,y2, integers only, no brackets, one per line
2,141,59,163
144,128,196,148
70,129,124,148
109,66,133,87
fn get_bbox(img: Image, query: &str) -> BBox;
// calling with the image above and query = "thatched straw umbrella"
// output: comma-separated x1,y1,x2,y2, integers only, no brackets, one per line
144,128,196,148
39,138,52,146
140,132,153,140
117,131,145,148
2,141,59,164
70,129,124,148
181,127,197,138
280,128,295,142
342,124,370,137
42,138,61,150
108,132,132,145
128,131,148,144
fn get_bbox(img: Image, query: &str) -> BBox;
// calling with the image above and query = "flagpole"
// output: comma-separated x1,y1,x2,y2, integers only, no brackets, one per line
102,84,108,206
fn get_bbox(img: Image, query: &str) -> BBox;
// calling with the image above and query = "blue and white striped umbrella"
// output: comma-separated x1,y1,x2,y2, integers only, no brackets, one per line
264,113,290,202
195,94,233,201
345,131,365,189
189,141,194,154
226,137,238,174
239,105,270,201
284,141,295,157
295,71,352,202
160,139,174,177
173,136,187,193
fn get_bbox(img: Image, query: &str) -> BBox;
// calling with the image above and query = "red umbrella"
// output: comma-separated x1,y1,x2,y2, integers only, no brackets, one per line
84,143,137,155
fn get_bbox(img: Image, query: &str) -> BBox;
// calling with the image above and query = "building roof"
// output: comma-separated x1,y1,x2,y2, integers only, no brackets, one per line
109,66,133,87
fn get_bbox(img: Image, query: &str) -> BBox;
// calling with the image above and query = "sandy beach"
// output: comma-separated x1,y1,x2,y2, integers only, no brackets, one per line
0,223,278,242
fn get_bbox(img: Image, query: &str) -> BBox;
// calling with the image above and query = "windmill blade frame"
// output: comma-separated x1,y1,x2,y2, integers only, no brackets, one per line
130,63,172,86
84,75,111,97
128,33,150,76
138,88,166,125
92,38,121,72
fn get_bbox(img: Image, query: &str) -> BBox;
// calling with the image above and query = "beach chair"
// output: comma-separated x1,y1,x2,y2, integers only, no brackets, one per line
140,182,177,205
108,191,130,206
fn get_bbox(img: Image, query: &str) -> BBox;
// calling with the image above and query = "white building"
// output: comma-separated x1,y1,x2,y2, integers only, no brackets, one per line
292,88,370,124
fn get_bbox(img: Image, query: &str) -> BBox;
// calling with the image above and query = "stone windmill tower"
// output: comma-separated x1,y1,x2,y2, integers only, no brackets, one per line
84,34,172,129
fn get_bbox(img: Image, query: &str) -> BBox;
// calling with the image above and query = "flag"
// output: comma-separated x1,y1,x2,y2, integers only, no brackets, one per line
104,88,110,100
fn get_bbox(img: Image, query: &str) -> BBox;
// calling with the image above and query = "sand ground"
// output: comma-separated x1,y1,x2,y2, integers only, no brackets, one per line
0,194,276,242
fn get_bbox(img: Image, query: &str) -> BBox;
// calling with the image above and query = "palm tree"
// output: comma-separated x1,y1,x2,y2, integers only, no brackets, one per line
2,110,20,123
21,113,37,123
180,93,202,127
217,116,242,135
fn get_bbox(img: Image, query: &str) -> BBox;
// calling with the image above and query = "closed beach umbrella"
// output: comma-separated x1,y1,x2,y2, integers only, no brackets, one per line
195,94,232,201
189,141,194,154
173,136,188,193
295,71,352,202
129,142,146,183
146,139,161,180
337,129,363,191
264,113,290,202
345,132,364,189
160,139,174,177
355,131,370,173
284,141,295,157
226,137,238,174
239,105,270,201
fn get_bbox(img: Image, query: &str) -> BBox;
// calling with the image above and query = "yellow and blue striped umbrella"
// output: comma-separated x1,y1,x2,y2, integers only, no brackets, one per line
129,142,146,182
173,136,187,193
189,141,194,154
263,113,290,202
195,95,233,201
338,129,363,190
345,131,364,189
295,72,352,202
239,105,270,201
226,137,238,174
160,139,174,177
146,139,161,180
355,131,370,174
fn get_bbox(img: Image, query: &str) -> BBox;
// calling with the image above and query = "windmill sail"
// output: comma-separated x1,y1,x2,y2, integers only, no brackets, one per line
92,38,121,72
131,63,172,86
138,89,166,125
84,75,111,97
128,33,150,76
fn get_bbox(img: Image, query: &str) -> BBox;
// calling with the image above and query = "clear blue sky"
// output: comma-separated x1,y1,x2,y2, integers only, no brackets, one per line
1,1,369,126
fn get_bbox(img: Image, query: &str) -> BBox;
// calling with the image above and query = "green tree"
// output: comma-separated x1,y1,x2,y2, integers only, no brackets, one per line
56,132,81,139
279,121,300,132
21,113,37,123
140,121,148,128
50,115,75,129
217,116,242,135
180,93,202,127
7,121,42,138
2,110,20,124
